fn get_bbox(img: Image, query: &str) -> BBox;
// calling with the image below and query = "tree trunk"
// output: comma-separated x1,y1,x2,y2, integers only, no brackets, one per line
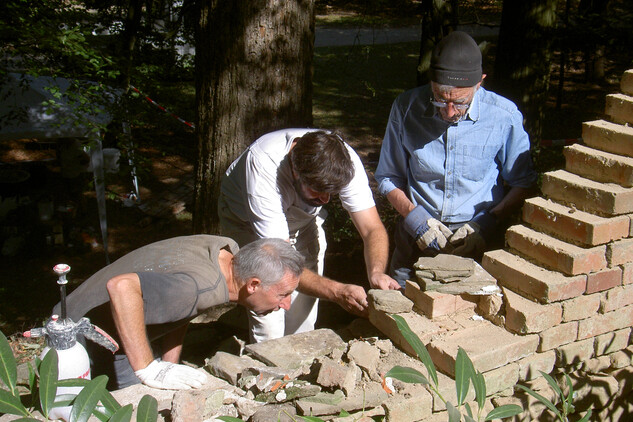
490,0,558,146
193,0,314,234
416,0,459,86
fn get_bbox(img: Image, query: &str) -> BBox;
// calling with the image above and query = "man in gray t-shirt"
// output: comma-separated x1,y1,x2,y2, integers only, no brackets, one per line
54,235,304,390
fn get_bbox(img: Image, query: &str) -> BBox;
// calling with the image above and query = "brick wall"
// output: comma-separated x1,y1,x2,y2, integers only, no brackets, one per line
370,69,633,421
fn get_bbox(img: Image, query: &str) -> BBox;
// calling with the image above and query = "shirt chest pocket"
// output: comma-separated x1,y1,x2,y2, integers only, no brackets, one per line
460,145,500,182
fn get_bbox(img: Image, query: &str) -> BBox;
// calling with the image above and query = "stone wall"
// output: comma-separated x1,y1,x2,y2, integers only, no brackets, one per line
370,68,633,421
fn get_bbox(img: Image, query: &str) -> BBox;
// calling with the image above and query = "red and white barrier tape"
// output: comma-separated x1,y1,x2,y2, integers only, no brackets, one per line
130,85,196,129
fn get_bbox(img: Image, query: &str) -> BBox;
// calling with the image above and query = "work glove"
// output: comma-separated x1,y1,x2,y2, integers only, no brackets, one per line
450,210,497,257
404,205,453,252
135,359,207,390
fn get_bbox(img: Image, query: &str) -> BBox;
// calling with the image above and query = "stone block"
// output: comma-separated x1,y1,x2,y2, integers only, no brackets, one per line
503,288,562,334
427,320,538,376
431,371,476,412
561,293,601,322
594,328,632,356
601,284,633,313
606,93,633,125
506,224,607,276
368,310,441,358
564,143,633,187
368,289,414,314
582,119,633,158
538,321,578,352
541,169,633,216
483,363,519,396
316,357,360,396
555,338,594,367
606,237,633,266
382,383,433,421
577,304,633,339
482,249,586,303
522,196,630,246
610,346,633,369
624,262,633,285
583,355,612,374
517,351,556,381
571,373,620,412
586,266,623,294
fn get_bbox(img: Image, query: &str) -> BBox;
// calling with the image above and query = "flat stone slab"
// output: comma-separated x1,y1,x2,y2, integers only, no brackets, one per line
413,257,498,295
245,328,346,369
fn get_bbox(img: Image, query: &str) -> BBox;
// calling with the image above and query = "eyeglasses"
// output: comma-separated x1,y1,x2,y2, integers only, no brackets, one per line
430,97,471,111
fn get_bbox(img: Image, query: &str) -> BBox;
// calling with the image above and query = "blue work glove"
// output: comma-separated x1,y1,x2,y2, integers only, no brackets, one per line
450,210,497,257
404,206,453,251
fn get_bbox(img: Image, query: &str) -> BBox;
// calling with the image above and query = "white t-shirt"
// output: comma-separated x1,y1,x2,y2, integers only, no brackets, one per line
220,128,375,240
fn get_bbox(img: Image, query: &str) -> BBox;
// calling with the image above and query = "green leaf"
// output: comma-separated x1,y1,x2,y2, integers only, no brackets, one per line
337,409,350,416
484,404,523,420
0,331,18,395
446,401,461,422
564,373,574,404
136,395,158,422
385,365,429,385
391,314,438,386
471,371,486,410
57,378,92,388
216,417,243,422
99,388,122,415
464,414,476,422
577,408,592,422
39,349,59,418
52,393,77,408
540,371,563,402
0,388,30,416
91,405,111,422
464,402,473,418
455,348,473,406
108,404,133,422
516,384,562,420
298,417,327,422
68,375,107,422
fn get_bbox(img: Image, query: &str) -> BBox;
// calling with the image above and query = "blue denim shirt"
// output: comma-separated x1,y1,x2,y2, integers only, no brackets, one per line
375,85,536,224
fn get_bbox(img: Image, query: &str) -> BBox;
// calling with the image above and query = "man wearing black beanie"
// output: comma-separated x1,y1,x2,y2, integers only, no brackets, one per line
375,31,537,288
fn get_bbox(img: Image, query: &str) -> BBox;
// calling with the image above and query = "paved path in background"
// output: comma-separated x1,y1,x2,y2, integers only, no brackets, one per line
315,24,499,48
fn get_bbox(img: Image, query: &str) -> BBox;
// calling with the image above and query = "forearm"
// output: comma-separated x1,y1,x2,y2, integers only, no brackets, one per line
386,188,415,218
106,274,154,371
297,269,342,301
489,186,535,220
363,226,390,281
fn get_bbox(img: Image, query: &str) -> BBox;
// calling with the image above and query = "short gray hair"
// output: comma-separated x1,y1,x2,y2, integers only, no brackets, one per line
233,238,304,287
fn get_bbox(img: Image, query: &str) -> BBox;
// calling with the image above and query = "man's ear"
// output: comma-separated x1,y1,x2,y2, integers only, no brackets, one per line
245,278,261,294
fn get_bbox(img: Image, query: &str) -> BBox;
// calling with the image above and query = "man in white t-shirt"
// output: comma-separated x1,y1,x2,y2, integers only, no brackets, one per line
219,128,399,342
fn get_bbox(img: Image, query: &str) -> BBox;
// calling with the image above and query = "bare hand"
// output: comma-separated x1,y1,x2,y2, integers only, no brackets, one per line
369,272,401,290
334,283,369,317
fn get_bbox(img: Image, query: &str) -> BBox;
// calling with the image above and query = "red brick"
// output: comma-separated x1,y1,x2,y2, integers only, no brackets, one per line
564,143,633,187
555,338,594,367
582,119,633,159
601,285,633,313
594,328,632,355
562,293,602,322
606,93,633,125
623,262,633,285
586,267,623,294
541,169,633,216
403,281,476,319
538,321,579,351
517,350,556,382
427,321,539,376
368,309,442,357
522,197,629,246
482,249,586,303
503,288,562,334
577,305,633,339
606,237,633,266
506,224,607,276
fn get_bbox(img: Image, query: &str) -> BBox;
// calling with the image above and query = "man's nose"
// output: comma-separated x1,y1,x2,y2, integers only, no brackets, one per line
318,192,330,204
279,295,292,310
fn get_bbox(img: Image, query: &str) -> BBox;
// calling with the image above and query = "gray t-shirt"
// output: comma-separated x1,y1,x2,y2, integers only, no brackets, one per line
55,235,238,328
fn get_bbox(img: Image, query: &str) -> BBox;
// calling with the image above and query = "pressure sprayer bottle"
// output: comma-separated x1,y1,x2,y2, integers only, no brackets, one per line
23,264,119,421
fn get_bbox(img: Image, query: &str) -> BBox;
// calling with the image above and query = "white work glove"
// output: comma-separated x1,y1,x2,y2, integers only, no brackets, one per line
449,210,496,257
450,222,486,257
135,359,207,390
404,206,453,252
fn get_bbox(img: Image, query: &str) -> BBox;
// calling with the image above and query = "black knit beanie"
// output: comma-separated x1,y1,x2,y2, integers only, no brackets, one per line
430,31,482,87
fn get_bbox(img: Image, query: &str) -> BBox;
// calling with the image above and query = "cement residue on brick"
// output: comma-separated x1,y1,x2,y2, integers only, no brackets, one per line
582,119,633,158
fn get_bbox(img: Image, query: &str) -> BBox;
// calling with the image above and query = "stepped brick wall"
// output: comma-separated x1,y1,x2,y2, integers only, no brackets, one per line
369,69,633,421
